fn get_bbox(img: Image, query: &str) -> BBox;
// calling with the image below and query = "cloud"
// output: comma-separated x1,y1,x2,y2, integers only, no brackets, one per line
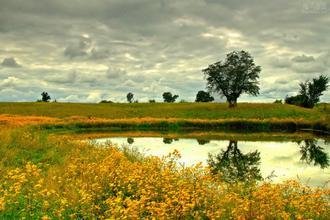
105,67,127,79
292,54,315,63
1,57,21,68
0,0,329,102
271,58,292,68
46,71,77,84
0,76,20,88
64,35,92,58
291,62,327,73
90,48,110,60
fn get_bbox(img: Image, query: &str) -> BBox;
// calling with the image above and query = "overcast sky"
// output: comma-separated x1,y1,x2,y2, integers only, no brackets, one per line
0,0,329,102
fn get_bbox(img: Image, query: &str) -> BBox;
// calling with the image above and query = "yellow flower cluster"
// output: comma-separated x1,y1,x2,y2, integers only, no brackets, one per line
0,142,329,219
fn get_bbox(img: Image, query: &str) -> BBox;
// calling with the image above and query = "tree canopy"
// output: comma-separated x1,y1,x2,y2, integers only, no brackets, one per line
126,92,134,103
208,140,262,183
40,91,51,102
285,75,328,108
162,92,179,103
195,90,214,102
203,50,261,107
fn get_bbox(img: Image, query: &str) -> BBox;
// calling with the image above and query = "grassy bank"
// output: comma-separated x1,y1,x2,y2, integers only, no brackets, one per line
0,128,329,219
0,102,329,132
39,117,329,133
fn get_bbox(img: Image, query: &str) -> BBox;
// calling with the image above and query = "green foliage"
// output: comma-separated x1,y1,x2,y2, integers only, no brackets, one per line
126,92,134,103
99,100,113,103
203,50,261,107
298,139,329,168
208,140,262,183
286,75,329,108
162,92,179,103
40,91,51,102
195,90,214,102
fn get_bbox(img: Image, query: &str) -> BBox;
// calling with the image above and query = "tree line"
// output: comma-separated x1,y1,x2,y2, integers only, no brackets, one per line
38,50,329,108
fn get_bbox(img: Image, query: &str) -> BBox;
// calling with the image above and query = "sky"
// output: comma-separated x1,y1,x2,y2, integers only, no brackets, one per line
0,0,329,103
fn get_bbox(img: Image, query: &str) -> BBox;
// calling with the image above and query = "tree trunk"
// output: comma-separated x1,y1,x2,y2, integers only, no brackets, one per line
228,99,237,108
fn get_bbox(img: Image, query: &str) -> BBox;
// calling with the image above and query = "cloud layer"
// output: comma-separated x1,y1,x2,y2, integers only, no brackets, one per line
0,0,329,102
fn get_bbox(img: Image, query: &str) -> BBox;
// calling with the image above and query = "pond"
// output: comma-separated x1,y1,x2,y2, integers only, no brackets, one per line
93,135,329,187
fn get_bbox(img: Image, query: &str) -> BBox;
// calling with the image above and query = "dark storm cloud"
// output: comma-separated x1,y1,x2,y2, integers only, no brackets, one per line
0,0,329,102
1,57,21,68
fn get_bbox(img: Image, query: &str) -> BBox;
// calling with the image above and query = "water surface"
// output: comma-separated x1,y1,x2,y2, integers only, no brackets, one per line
94,136,329,187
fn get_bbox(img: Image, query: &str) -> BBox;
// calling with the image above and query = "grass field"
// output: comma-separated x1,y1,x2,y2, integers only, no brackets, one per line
0,103,329,218
0,102,329,132
0,102,327,119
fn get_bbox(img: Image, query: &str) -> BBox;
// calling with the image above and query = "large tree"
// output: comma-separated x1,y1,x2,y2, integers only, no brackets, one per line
208,140,262,183
203,50,261,107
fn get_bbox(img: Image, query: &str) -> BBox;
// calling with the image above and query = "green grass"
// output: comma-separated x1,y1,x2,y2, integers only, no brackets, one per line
0,102,326,120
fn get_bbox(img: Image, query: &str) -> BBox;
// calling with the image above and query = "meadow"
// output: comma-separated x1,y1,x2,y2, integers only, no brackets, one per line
0,102,329,219
0,102,329,132
0,102,327,120
0,128,329,219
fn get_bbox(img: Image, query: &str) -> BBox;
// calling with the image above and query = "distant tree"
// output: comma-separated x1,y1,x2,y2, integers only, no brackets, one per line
41,91,51,102
100,100,113,103
126,92,134,103
203,50,261,107
285,95,302,105
149,99,156,103
273,99,282,104
285,75,329,108
162,92,179,103
195,90,214,102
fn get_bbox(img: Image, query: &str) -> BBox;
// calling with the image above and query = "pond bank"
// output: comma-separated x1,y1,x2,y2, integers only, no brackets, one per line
39,117,329,133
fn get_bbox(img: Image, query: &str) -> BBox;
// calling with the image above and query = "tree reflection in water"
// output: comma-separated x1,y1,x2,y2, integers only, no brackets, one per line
127,137,134,144
196,139,210,145
208,140,262,183
298,139,329,168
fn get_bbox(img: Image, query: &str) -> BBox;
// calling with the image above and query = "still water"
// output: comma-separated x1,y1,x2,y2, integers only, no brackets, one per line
94,136,329,187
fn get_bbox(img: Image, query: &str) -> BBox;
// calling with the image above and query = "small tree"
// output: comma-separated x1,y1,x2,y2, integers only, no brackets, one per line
126,92,134,103
285,75,328,108
195,90,214,102
203,50,261,107
41,91,51,102
162,92,179,103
